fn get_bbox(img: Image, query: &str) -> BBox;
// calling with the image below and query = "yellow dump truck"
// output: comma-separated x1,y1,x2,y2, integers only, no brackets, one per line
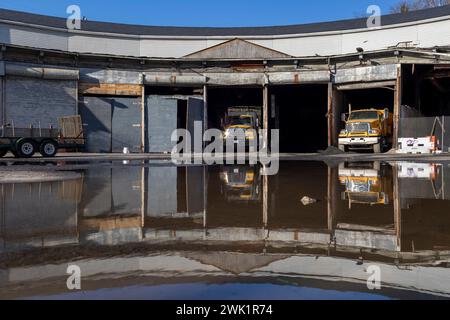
223,107,260,146
338,108,393,153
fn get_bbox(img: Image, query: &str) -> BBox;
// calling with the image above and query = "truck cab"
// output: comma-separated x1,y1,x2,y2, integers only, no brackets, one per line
223,108,260,146
338,108,392,153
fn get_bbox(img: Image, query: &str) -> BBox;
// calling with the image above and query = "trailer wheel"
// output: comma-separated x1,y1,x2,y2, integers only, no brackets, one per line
0,149,7,157
16,138,36,158
39,140,58,157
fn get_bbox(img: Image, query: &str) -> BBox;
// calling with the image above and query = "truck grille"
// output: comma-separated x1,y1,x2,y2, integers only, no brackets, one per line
346,122,369,133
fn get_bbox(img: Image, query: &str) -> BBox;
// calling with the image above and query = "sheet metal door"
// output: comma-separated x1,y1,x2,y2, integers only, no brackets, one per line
111,97,142,153
147,166,177,217
187,97,205,153
146,96,177,153
79,96,112,153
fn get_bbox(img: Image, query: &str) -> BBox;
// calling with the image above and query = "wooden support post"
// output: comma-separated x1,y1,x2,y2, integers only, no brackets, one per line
327,82,333,147
263,85,269,148
327,166,333,231
393,65,402,149
141,84,146,153
203,85,208,131
263,173,268,228
393,164,402,252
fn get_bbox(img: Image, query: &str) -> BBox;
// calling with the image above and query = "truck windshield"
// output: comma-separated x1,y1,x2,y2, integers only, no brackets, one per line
229,117,252,126
349,111,379,120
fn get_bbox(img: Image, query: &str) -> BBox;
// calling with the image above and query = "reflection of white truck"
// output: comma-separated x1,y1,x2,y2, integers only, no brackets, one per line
0,116,85,158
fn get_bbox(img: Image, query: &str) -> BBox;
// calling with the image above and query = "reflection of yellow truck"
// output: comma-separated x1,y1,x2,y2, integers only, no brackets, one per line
220,166,261,202
339,109,393,153
339,162,392,206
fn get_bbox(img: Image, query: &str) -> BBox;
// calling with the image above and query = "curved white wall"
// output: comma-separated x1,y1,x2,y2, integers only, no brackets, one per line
0,14,449,58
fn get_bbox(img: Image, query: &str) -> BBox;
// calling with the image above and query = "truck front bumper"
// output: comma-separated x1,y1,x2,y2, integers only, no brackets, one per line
339,137,379,147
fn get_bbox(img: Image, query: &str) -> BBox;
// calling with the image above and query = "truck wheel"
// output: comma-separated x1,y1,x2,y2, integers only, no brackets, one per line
39,140,58,157
373,143,381,154
16,138,36,158
0,149,7,157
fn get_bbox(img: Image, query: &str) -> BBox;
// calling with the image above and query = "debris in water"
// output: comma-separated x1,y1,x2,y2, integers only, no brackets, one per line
301,196,318,206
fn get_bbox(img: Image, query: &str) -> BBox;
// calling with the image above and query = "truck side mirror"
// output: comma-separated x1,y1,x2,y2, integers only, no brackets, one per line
341,114,347,122
384,109,389,120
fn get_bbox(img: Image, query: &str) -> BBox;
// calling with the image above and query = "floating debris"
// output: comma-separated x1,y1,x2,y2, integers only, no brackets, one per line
301,196,318,206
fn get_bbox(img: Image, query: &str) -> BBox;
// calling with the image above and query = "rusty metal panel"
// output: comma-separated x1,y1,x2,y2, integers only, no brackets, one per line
335,64,398,84
146,95,177,153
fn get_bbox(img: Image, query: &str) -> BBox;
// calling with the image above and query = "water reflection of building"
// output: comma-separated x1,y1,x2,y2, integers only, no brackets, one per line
1,162,450,298
0,173,82,251
1,162,449,255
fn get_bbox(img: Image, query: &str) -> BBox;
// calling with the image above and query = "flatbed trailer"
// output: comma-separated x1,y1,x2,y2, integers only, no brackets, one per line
0,115,85,158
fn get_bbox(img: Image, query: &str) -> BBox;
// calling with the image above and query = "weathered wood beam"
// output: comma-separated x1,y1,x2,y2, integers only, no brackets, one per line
79,83,142,96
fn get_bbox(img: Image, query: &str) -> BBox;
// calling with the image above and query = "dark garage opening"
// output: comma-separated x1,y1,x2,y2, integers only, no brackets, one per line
207,87,263,131
270,84,328,153
402,64,450,117
340,87,394,113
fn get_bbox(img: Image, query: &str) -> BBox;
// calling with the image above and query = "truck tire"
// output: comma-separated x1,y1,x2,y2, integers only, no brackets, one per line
0,149,7,157
373,143,381,154
39,140,58,157
16,138,36,158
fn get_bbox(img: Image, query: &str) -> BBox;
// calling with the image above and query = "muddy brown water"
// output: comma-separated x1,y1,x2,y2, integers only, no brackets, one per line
0,160,449,300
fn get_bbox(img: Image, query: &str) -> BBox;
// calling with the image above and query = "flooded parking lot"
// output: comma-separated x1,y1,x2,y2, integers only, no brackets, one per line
0,160,449,300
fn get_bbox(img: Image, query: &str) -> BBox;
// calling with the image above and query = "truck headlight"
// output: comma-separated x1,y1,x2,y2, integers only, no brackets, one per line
369,129,380,135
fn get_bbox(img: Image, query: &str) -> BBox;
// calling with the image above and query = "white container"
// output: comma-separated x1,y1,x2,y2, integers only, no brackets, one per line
123,147,130,154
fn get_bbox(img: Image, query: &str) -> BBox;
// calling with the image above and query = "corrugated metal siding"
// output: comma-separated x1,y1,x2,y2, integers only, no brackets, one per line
146,96,177,153
4,76,77,128
147,166,177,217
78,96,112,153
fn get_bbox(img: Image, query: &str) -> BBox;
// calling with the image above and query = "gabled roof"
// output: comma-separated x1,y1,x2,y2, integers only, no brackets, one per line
184,38,291,59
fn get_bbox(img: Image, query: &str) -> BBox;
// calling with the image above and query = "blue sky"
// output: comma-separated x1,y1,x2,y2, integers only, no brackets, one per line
1,0,403,27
